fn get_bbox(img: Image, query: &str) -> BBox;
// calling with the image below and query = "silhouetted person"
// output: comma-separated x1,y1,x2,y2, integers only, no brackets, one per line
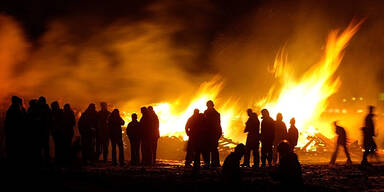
4,96,26,164
241,109,260,168
37,96,51,164
148,106,159,165
204,100,222,167
361,105,379,166
50,101,64,165
287,118,299,151
126,113,141,166
96,102,110,163
260,109,275,167
140,107,152,166
61,104,75,166
329,121,352,166
26,99,41,164
184,110,196,167
78,103,98,165
185,109,205,168
276,142,303,190
108,109,125,166
273,113,287,165
222,143,246,183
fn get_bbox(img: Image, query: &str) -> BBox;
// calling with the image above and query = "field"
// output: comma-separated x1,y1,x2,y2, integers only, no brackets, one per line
2,159,383,192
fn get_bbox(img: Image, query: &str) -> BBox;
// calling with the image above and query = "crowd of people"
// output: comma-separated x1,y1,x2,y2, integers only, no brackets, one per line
184,106,300,169
3,96,160,167
5,96,75,166
2,95,380,188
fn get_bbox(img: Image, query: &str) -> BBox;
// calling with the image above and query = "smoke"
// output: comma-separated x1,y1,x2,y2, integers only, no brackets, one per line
0,1,217,110
0,16,30,101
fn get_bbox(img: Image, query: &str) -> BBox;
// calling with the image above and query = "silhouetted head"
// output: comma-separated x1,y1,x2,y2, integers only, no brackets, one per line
261,109,270,118
64,104,71,112
369,105,375,114
87,103,96,112
290,118,296,125
38,96,46,104
141,107,147,114
206,100,214,109
111,109,120,117
29,99,37,108
247,108,253,116
11,96,22,105
131,113,138,121
100,102,107,111
277,141,290,155
148,106,155,113
193,109,199,115
51,101,60,111
276,113,283,121
234,143,246,156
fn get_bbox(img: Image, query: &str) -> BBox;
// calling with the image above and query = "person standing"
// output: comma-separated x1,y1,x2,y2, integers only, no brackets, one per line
4,96,26,165
126,113,141,166
62,104,75,165
78,103,98,165
185,109,205,168
361,105,379,166
108,109,125,166
203,100,222,167
273,113,287,165
287,118,299,151
50,101,64,165
241,109,260,168
260,109,275,167
37,96,51,164
96,102,110,163
26,99,41,165
329,121,352,166
140,107,152,166
148,106,159,165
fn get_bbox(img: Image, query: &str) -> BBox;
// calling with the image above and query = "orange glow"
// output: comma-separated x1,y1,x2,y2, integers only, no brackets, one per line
122,20,363,151
257,20,363,150
123,78,237,141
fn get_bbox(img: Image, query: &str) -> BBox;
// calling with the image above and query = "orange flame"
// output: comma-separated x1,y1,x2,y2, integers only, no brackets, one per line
257,20,364,150
123,77,237,141
122,20,363,152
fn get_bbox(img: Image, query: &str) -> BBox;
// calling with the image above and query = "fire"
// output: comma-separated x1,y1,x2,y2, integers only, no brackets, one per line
123,78,237,141
257,20,363,150
122,20,363,152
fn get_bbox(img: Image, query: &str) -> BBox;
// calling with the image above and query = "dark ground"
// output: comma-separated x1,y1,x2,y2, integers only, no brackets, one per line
1,160,383,192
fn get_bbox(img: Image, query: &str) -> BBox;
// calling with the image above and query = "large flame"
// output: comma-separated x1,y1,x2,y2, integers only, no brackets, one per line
123,77,237,141
257,20,363,150
122,20,363,151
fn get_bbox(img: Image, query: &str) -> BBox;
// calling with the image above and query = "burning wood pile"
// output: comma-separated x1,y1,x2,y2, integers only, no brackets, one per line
300,133,333,152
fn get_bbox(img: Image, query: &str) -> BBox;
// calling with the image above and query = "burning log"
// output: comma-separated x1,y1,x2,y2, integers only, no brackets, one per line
301,133,334,152
218,137,239,152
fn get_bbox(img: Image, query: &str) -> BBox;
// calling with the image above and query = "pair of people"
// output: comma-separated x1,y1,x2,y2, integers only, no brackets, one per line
223,142,303,190
126,106,159,166
79,103,125,166
330,106,380,166
185,100,222,168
